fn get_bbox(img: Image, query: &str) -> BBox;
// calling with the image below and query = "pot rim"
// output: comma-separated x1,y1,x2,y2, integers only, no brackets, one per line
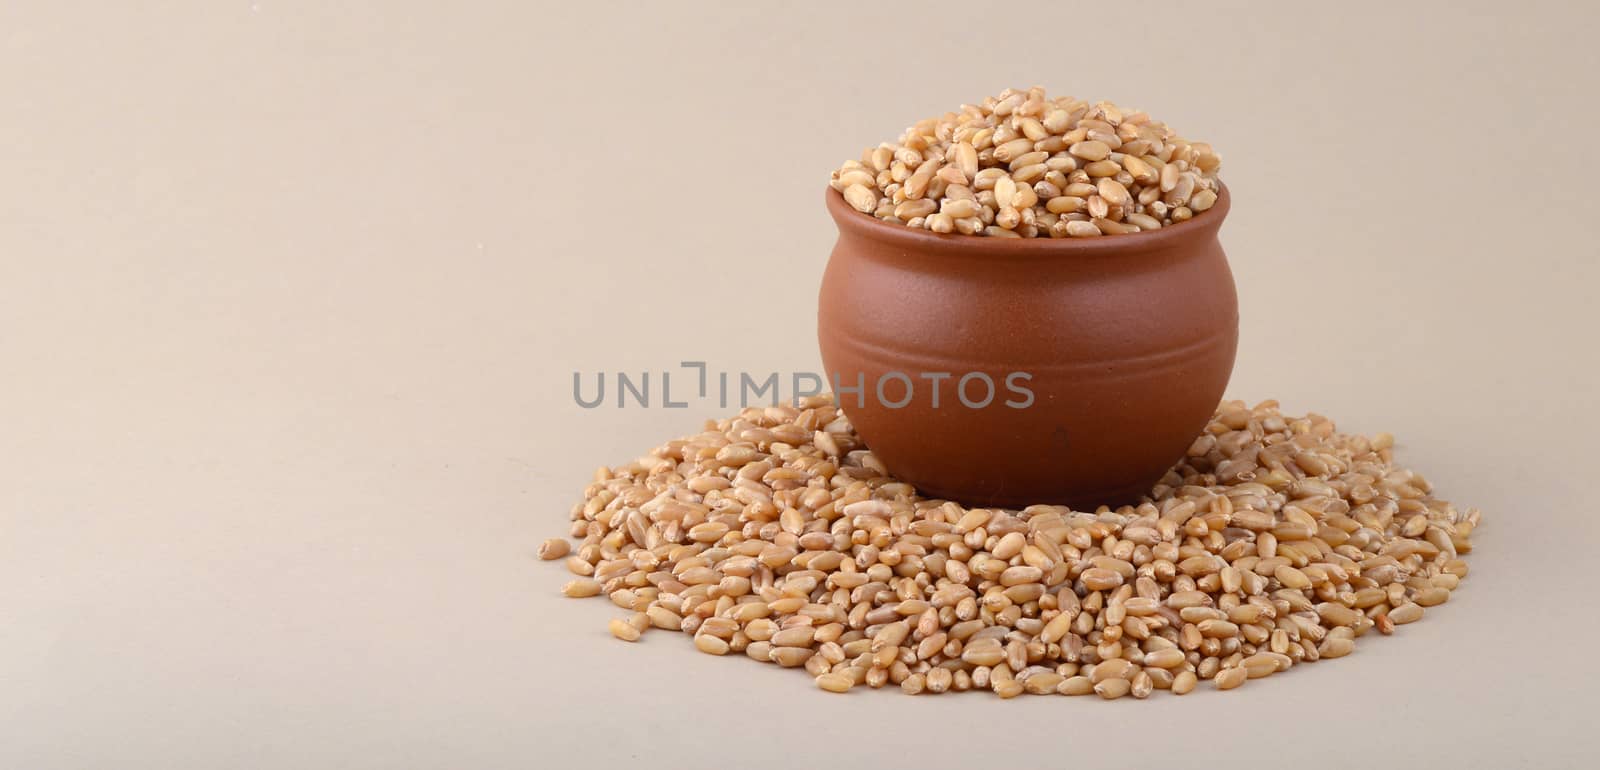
825,182,1229,259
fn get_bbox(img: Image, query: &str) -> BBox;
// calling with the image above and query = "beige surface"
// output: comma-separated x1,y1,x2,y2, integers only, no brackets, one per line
2,1,1598,768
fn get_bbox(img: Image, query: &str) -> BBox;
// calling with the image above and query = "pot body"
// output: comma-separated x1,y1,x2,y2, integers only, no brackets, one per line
818,187,1238,508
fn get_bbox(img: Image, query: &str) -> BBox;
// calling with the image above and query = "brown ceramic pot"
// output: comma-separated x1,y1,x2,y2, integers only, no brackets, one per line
818,185,1237,509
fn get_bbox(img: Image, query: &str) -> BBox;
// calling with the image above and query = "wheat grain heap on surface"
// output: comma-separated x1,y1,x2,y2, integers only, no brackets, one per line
829,86,1221,238
541,395,1478,698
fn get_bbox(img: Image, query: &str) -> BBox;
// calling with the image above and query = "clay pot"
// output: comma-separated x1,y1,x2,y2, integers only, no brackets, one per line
817,186,1237,509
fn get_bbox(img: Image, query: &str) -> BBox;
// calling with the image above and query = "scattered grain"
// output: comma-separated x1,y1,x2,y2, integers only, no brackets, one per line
538,538,570,560
608,617,642,642
546,395,1480,700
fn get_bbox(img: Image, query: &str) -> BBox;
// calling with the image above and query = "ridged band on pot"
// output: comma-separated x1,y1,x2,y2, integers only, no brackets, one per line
817,185,1237,508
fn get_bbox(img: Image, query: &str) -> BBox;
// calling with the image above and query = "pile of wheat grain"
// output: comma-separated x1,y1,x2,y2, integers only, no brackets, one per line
829,86,1221,238
540,395,1477,698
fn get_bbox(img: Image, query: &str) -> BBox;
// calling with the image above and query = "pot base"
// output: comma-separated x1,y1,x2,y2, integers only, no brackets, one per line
903,477,1159,511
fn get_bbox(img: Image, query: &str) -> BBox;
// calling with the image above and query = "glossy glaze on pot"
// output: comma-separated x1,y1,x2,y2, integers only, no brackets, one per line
818,186,1237,508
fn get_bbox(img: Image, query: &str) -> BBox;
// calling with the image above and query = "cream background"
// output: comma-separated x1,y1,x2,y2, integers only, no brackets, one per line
2,1,1597,768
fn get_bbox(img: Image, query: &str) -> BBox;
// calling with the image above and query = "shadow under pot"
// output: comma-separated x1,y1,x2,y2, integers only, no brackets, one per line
817,185,1238,509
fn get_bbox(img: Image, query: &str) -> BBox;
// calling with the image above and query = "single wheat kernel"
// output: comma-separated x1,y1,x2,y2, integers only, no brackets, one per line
843,184,877,213
816,672,854,693
1130,671,1153,699
1374,612,1396,635
1275,565,1313,590
1241,657,1277,679
1215,667,1249,690
561,578,601,598
1318,637,1355,659
1143,648,1186,669
1172,671,1198,695
1095,678,1132,700
901,672,927,695
1065,220,1101,238
538,538,570,560
608,617,642,642
1057,675,1095,696
994,679,1025,699
1023,672,1065,694
694,634,731,656
1389,603,1425,624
